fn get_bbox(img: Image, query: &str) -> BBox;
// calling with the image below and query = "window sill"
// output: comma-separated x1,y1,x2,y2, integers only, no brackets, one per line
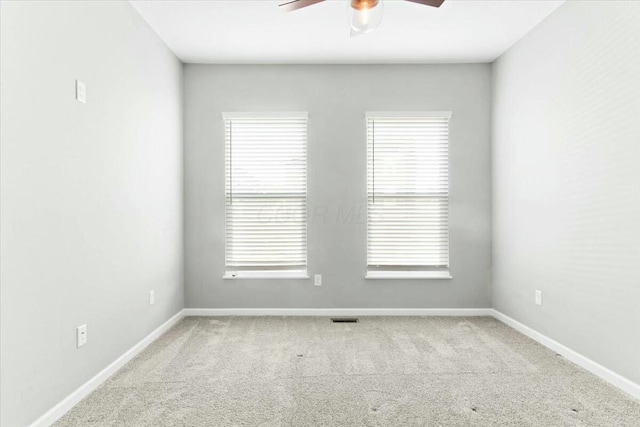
366,270,452,280
223,271,309,280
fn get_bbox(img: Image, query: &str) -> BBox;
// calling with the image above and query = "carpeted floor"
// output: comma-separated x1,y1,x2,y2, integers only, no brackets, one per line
55,316,640,426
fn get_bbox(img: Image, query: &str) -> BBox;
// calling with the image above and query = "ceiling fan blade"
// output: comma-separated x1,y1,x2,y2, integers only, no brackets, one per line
404,0,445,8
279,0,325,12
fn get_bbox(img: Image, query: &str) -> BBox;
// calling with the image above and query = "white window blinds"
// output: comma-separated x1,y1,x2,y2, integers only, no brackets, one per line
224,113,308,275
366,112,451,273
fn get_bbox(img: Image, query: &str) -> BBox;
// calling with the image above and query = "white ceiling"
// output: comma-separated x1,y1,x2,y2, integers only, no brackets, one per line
129,0,564,64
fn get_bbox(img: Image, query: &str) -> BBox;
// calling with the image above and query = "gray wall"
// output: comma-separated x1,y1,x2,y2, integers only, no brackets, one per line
492,1,640,385
0,2,183,426
184,64,492,309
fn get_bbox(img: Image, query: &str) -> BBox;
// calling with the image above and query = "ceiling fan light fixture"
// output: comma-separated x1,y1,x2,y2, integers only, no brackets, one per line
349,0,383,36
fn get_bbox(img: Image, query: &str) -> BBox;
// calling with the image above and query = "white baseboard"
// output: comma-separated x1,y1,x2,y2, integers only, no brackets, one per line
183,308,494,317
29,310,185,427
491,309,640,400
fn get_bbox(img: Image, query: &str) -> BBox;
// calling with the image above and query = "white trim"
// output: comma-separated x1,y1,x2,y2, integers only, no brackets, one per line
223,270,309,280
366,270,452,279
491,309,640,400
365,111,452,119
29,310,184,427
222,111,308,120
184,308,492,317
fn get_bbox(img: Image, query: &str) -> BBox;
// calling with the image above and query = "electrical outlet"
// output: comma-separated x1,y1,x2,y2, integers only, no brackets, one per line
149,290,155,306
535,290,543,306
75,79,86,103
77,324,87,348
314,274,322,286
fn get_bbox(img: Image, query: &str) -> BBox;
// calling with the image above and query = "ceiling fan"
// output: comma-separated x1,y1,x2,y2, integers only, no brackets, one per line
279,0,445,36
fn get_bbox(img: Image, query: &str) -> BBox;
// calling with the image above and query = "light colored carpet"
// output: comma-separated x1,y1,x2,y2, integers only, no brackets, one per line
55,316,640,426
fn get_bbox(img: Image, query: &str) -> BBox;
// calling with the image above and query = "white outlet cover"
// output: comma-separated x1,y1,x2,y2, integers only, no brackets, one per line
314,274,322,286
535,290,543,306
149,290,155,306
75,79,86,104
77,324,87,348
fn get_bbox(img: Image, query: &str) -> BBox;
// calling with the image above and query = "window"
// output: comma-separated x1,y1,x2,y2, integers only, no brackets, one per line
366,112,452,279
223,112,308,279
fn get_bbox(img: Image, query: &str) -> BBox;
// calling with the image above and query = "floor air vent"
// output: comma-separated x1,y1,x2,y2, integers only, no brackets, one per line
331,318,359,323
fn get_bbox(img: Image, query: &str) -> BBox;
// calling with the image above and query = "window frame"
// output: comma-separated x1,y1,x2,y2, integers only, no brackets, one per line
222,112,309,280
364,111,453,280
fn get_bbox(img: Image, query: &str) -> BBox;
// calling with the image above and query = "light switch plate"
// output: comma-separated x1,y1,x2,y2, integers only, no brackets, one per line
149,290,155,306
77,324,87,348
75,79,86,104
314,274,322,286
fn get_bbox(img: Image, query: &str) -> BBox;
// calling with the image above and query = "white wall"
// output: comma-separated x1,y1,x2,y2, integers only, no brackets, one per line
184,64,492,309
492,1,640,385
0,2,183,426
